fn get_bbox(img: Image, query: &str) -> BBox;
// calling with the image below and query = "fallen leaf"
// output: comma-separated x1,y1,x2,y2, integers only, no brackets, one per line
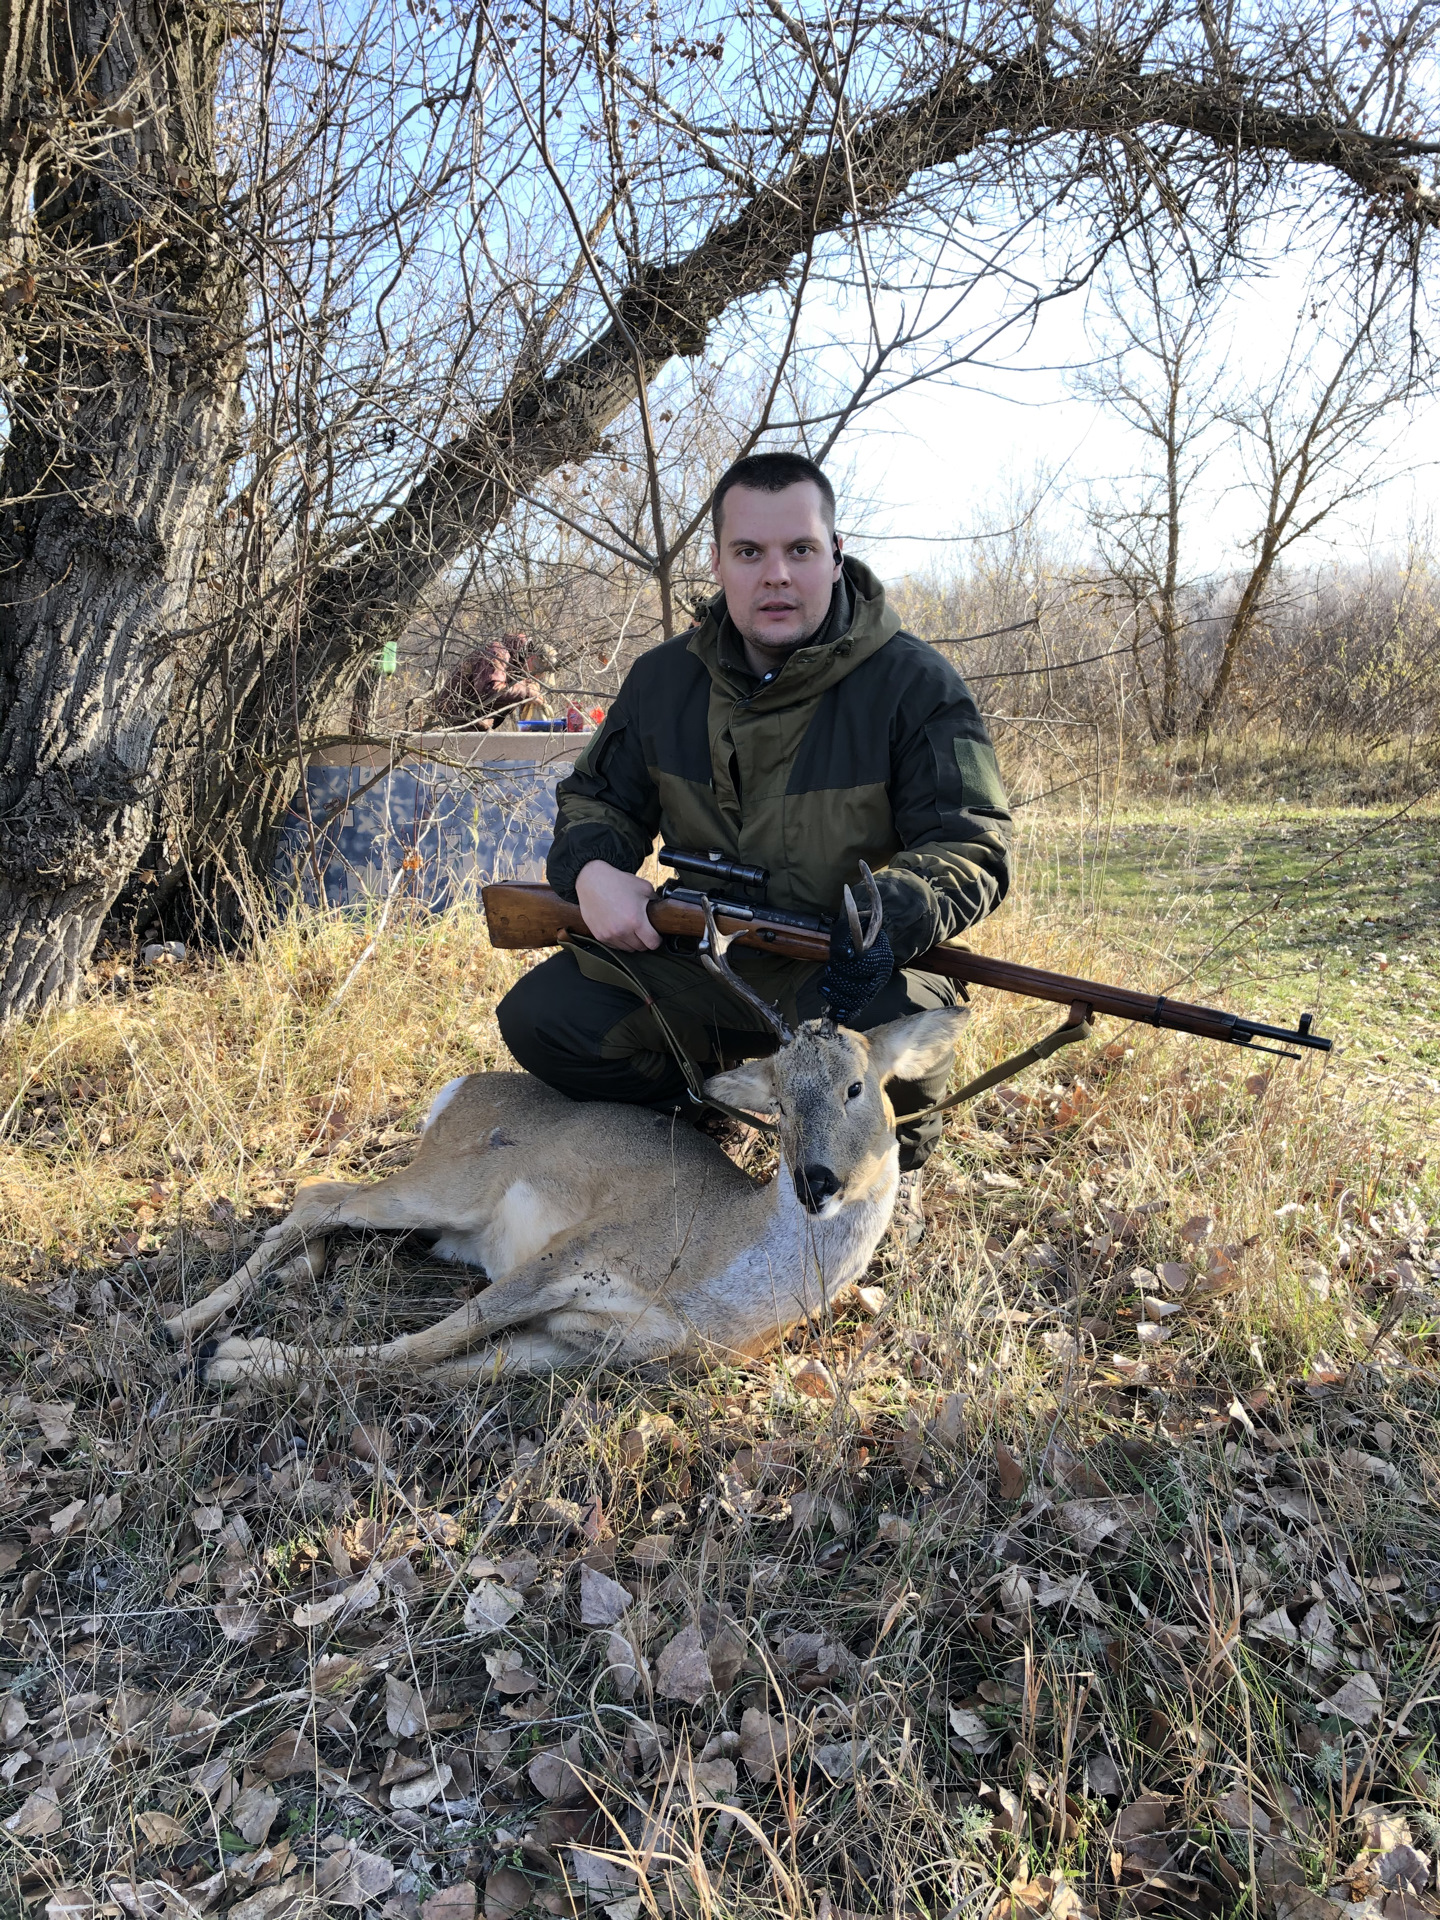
316,1844,396,1907
1087,1753,1123,1797
1,1692,28,1741
948,1705,1003,1756
812,1738,870,1781
1376,1849,1431,1893
566,1848,636,1895
1114,1795,1170,1840
789,1356,836,1400
1034,1569,1105,1618
165,1704,220,1754
1318,1672,1383,1728
1358,1808,1415,1854
137,1809,191,1847
875,1512,913,1546
49,1497,87,1536
292,1593,346,1628
738,1707,791,1781
485,1869,533,1920
4,1782,63,1836
463,1580,523,1637
691,1757,737,1796
33,1402,75,1447
579,1564,633,1627
604,1626,647,1703
628,1535,671,1569
390,1762,453,1810
351,1423,395,1464
653,1625,712,1706
254,1729,319,1779
1054,1498,1133,1554
231,1784,281,1845
995,1440,1026,1500
385,1674,428,1739
528,1731,587,1804
423,1887,478,1920
485,1647,541,1696
1214,1787,1271,1834
213,1600,265,1643
311,1653,369,1696
44,1891,96,1920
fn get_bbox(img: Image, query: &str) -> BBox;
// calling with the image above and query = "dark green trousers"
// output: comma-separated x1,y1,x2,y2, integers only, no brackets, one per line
495,946,957,1171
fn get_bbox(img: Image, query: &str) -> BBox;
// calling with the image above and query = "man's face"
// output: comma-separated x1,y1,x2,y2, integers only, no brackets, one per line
710,482,841,656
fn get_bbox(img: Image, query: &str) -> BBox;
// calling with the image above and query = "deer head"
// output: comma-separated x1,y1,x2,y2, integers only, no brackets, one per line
703,1009,970,1216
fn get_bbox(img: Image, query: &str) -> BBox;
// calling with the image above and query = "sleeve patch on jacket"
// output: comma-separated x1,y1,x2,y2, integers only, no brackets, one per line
953,736,1010,814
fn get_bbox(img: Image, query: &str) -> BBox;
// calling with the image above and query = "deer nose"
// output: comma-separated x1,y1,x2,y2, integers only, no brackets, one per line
795,1163,842,1213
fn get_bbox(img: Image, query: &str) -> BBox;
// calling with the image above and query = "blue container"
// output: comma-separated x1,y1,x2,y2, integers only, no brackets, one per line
275,740,570,911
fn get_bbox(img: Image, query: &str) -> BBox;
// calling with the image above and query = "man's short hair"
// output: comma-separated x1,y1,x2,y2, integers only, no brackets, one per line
712,451,836,541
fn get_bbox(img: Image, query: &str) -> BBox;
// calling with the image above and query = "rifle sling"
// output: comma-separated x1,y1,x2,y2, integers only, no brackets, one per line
907,1004,1095,1126
559,933,779,1136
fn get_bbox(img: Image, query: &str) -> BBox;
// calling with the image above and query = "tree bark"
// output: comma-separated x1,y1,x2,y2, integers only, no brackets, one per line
0,0,244,1022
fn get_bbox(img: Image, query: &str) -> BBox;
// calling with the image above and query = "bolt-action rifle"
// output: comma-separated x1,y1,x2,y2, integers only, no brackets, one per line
481,847,1332,1063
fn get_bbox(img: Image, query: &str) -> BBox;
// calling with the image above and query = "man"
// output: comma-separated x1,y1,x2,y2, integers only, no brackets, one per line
433,632,548,727
497,451,1011,1238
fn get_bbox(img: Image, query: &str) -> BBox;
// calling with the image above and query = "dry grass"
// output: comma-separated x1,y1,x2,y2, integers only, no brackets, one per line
1,818,1438,1920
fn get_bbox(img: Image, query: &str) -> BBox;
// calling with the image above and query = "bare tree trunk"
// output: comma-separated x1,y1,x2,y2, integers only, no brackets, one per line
0,0,243,1021
1193,537,1282,735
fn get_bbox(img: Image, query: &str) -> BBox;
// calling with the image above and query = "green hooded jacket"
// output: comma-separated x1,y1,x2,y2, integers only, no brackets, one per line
547,557,1012,998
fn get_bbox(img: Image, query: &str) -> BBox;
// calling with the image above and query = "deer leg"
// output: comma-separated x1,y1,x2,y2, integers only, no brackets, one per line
196,1261,623,1387
427,1329,583,1382
164,1239,328,1346
163,1166,486,1351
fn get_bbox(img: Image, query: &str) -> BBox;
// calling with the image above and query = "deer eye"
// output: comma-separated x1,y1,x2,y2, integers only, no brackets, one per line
846,1081,863,1101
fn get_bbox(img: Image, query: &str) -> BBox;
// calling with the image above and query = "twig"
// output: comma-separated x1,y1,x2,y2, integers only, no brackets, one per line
325,865,409,1012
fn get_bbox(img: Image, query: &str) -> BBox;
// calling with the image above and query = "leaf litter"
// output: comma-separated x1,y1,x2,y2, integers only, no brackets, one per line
2,897,1439,1920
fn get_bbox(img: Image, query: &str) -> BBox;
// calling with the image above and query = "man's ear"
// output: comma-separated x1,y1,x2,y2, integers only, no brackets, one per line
703,1054,778,1114
865,1006,970,1086
708,541,721,581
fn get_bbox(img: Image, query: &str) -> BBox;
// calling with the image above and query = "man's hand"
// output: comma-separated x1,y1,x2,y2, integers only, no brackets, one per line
575,861,661,951
821,910,894,1024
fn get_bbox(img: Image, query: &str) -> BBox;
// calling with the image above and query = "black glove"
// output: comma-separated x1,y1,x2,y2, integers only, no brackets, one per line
821,912,894,1024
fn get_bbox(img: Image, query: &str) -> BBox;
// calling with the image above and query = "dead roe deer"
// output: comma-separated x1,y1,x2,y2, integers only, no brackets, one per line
165,893,967,1385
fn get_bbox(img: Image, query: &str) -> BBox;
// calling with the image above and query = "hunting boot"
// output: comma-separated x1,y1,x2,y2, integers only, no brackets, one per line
889,1167,926,1248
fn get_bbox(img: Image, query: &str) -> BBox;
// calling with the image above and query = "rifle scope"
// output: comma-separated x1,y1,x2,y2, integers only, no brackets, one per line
659,847,770,891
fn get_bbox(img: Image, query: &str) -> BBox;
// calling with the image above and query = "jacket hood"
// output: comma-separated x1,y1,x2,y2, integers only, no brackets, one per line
687,556,901,710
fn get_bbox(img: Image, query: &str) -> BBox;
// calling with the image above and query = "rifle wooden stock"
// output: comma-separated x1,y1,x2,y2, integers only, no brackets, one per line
480,880,1331,1055
482,881,832,963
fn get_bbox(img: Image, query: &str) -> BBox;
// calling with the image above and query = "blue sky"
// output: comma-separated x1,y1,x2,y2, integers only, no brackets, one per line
826,236,1440,584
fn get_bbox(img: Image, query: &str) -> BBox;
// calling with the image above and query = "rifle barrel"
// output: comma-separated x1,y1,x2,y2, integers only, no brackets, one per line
479,881,1332,1055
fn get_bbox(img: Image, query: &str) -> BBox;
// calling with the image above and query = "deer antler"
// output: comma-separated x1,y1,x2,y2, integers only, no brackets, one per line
843,860,884,953
698,898,793,1044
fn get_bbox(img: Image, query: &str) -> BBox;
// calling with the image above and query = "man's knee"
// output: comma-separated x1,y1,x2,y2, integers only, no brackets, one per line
495,960,558,1074
496,954,689,1106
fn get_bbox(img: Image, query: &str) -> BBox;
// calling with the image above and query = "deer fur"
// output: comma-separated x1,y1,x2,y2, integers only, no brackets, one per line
165,1005,968,1386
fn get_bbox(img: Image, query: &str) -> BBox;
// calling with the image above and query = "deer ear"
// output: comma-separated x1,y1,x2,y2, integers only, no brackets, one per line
703,1055,778,1115
866,1006,971,1086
